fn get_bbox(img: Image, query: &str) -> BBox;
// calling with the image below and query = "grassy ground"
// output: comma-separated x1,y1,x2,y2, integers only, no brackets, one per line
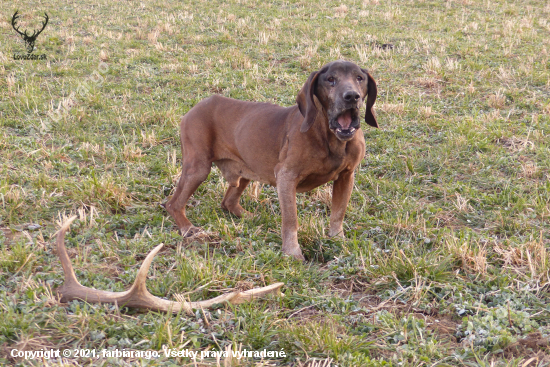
1,0,550,365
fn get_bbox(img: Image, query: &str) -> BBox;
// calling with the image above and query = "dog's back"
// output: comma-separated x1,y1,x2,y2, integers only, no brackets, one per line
180,94,301,184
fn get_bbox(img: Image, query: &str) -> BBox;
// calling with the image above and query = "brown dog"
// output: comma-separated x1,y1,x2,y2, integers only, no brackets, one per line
165,60,377,260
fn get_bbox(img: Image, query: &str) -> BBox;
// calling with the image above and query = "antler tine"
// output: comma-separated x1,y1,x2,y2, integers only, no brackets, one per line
227,282,286,304
55,216,284,315
184,281,285,310
11,11,27,37
55,215,79,286
33,13,49,38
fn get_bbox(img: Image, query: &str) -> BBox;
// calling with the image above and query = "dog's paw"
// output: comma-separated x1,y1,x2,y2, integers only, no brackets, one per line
180,226,202,237
328,229,345,238
221,202,251,218
241,210,254,219
283,247,305,262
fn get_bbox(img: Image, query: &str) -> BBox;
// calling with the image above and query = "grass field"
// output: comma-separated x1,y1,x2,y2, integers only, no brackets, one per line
1,0,550,365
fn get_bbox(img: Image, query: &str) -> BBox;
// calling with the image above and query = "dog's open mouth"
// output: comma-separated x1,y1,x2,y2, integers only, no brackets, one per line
331,109,359,140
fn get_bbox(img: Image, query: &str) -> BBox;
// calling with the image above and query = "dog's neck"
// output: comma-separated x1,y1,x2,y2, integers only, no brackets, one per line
327,121,350,158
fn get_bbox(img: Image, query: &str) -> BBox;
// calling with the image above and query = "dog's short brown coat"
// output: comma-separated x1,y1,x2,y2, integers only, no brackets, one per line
165,60,377,260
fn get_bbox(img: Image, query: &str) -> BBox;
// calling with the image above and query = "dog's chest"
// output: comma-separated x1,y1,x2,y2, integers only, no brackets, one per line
296,154,351,192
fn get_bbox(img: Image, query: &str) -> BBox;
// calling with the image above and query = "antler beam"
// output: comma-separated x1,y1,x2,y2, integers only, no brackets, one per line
55,216,284,314
32,13,49,38
11,11,26,37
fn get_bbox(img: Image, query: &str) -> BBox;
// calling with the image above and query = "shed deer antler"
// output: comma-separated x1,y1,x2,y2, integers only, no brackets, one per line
55,216,284,314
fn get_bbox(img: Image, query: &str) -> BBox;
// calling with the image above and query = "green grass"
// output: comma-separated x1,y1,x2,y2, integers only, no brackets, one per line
1,0,550,365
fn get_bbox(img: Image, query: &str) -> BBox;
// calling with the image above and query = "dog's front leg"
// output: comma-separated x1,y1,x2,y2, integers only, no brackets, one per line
276,169,305,261
329,170,355,238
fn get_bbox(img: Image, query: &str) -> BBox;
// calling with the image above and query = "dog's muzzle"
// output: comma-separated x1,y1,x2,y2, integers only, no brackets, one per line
330,108,360,141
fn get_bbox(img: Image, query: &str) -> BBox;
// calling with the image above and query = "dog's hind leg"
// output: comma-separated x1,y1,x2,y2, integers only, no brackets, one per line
165,160,211,236
221,177,251,218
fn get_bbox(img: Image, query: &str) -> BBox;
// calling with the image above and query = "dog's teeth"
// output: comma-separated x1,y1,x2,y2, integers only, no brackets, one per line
337,128,342,132
350,128,356,133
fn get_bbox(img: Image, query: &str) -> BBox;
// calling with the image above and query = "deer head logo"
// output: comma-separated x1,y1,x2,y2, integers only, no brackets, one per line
11,11,49,54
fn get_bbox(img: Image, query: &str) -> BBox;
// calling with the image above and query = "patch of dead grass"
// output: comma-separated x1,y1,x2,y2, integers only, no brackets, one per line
493,234,548,282
446,238,487,275
487,91,506,109
494,136,535,152
520,161,538,178
377,102,405,115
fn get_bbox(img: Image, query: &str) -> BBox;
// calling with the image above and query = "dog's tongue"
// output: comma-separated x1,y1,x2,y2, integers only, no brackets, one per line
338,110,353,129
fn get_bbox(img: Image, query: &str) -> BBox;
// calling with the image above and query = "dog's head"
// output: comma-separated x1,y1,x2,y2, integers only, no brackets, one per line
296,60,378,141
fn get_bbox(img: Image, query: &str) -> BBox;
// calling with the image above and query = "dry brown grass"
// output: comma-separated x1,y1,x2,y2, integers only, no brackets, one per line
487,91,506,109
377,102,405,115
494,234,549,283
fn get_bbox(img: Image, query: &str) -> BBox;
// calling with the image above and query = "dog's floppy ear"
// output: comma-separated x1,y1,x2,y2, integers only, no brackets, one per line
362,69,378,128
296,70,321,133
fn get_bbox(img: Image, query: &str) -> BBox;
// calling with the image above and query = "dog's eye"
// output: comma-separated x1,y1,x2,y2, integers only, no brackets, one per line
327,76,336,85
356,76,364,82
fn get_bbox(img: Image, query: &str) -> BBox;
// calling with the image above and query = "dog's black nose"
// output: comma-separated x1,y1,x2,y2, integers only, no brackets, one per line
343,90,360,102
